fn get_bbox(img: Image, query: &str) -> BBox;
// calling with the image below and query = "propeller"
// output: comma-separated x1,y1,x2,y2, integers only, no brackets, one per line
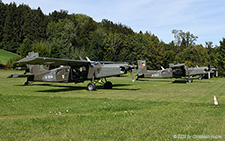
119,55,136,82
130,55,135,82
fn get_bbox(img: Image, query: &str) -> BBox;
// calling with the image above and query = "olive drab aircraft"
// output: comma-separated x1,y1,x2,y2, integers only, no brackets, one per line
8,52,136,90
169,63,218,83
135,60,218,83
134,60,173,80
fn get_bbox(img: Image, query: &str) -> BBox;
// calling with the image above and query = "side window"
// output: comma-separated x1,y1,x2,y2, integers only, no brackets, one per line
56,69,62,74
64,69,70,72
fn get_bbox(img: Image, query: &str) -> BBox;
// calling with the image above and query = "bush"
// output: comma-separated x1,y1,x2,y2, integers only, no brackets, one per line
5,56,22,69
0,61,5,69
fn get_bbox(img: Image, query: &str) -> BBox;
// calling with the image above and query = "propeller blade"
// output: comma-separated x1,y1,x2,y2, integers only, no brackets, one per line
131,71,135,82
130,54,135,65
208,65,210,71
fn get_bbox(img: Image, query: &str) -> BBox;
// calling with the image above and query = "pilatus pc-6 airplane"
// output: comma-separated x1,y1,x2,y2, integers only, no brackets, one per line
8,52,135,90
135,60,218,83
169,63,218,83
135,60,173,80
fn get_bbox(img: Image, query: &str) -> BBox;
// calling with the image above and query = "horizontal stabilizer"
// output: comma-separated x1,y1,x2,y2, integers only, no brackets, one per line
7,74,34,78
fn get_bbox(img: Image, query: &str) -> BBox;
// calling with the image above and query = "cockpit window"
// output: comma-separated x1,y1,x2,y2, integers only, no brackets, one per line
64,69,70,72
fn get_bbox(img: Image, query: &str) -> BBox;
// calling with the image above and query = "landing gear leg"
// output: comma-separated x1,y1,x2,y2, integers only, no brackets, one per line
24,77,29,85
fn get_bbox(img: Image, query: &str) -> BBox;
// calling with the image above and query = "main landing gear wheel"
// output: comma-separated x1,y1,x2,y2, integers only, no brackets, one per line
136,76,139,81
87,82,96,91
187,78,193,83
103,81,112,89
24,81,29,85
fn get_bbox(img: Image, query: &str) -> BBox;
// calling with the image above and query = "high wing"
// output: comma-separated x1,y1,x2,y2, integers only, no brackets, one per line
17,56,91,67
169,63,186,68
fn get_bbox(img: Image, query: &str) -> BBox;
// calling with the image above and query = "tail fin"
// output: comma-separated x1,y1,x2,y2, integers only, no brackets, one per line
137,60,147,73
20,52,49,75
28,65,50,75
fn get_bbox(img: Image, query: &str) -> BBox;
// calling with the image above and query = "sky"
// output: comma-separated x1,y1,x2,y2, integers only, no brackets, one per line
2,0,225,46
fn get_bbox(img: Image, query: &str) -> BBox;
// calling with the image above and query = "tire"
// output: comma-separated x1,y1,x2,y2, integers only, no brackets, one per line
136,76,139,80
24,81,29,85
87,82,96,91
187,78,193,83
103,81,113,89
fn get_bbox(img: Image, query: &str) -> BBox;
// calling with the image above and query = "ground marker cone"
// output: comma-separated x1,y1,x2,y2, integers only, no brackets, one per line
214,96,218,106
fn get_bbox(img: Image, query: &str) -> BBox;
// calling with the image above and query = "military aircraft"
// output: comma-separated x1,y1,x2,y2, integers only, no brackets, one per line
169,63,218,83
8,52,135,90
135,60,218,83
134,60,173,80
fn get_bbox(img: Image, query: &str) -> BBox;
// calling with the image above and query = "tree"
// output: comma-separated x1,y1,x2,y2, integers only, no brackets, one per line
174,45,210,67
17,38,32,57
205,41,217,66
0,1,6,45
32,40,49,57
47,19,79,59
217,38,225,76
2,2,18,52
49,10,68,22
48,41,61,58
74,14,98,48
172,29,198,48
22,7,47,41
89,27,106,60
103,32,123,61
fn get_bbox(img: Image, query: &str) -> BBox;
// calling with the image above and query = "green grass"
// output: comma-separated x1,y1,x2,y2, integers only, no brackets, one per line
0,70,224,140
0,49,19,64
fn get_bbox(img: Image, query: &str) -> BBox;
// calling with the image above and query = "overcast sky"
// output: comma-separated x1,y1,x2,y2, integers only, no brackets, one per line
2,0,225,46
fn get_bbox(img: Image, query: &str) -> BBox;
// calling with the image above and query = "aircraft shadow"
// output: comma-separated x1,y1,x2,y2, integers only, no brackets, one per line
31,83,139,93
137,79,173,83
137,79,189,84
172,80,187,84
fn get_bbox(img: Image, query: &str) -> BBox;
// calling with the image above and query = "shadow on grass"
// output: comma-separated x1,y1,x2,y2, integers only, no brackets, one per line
172,80,187,84
172,79,211,84
137,79,173,83
30,83,139,93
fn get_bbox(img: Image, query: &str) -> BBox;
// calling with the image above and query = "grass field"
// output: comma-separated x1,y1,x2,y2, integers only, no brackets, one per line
0,49,19,64
0,70,224,140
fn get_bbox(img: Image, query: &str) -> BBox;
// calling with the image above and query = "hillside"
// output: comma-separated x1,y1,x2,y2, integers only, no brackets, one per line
0,49,20,64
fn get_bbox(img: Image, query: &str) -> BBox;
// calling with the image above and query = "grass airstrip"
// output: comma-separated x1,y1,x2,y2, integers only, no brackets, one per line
0,70,224,140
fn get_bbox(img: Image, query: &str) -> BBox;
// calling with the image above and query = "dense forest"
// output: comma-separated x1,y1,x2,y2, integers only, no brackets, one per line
1,1,225,75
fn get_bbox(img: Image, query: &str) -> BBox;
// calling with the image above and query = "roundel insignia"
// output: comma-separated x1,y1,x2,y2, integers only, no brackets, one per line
142,63,146,67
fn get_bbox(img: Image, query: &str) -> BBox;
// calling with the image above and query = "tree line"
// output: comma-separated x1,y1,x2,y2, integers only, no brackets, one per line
1,1,225,75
